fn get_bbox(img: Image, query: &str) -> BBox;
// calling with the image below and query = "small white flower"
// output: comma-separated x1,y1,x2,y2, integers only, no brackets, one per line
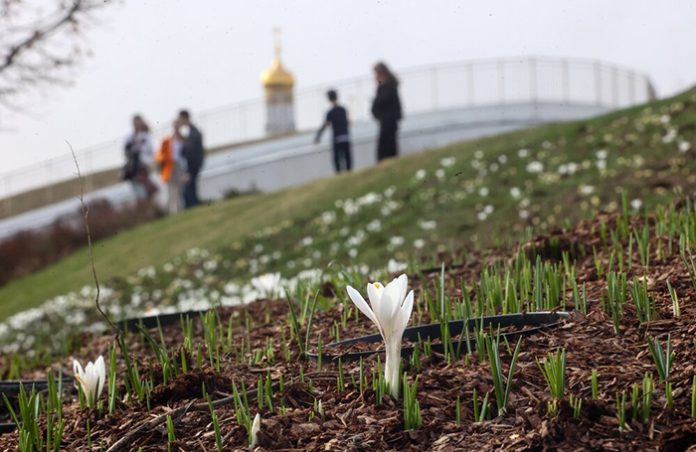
250,413,261,447
526,161,544,173
578,185,594,195
595,149,608,160
510,187,522,199
300,236,314,247
662,129,677,144
387,259,408,273
346,274,414,398
518,148,529,158
679,140,691,153
419,220,437,230
73,356,106,408
390,236,405,247
250,273,282,298
435,169,445,179
478,187,489,197
660,114,670,124
631,199,642,210
414,169,427,180
413,239,425,249
440,157,456,167
366,219,382,232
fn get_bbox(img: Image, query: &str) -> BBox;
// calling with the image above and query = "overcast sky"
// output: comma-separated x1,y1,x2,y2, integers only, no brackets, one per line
2,0,695,175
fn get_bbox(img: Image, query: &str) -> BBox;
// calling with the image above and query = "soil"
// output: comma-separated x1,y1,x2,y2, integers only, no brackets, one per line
1,212,696,451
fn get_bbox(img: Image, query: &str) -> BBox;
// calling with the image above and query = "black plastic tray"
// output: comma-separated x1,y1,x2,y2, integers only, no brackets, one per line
117,309,209,332
307,311,571,361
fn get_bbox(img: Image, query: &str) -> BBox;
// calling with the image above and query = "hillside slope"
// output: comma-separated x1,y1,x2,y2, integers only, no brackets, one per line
0,89,695,321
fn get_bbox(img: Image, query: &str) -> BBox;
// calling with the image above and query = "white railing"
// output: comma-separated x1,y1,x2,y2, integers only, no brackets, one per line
0,56,652,205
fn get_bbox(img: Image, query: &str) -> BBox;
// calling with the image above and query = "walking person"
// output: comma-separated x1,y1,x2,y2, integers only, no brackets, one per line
155,120,187,214
315,89,353,173
178,109,205,208
371,62,402,162
122,114,157,201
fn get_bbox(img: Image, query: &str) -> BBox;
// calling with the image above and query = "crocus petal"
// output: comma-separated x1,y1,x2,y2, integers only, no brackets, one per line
95,356,106,399
380,292,400,340
366,282,384,309
250,413,261,447
73,359,84,379
396,290,414,336
395,274,408,308
346,286,381,331
383,274,407,319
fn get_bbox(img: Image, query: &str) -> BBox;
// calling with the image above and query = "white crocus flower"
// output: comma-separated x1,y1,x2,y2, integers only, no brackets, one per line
250,413,261,447
250,273,282,298
346,274,414,399
72,356,106,408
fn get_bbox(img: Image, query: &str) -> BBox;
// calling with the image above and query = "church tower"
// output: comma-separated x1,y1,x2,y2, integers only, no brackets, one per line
261,29,295,136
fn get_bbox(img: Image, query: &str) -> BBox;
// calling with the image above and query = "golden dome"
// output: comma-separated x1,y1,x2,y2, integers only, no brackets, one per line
261,56,295,88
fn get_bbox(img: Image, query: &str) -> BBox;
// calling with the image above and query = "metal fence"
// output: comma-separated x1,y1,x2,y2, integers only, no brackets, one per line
0,56,652,202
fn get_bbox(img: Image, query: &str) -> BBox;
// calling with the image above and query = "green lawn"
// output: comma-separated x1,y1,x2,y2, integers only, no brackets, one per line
1,88,695,321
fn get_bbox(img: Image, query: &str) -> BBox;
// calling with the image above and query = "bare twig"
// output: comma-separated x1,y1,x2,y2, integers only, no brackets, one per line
68,140,118,334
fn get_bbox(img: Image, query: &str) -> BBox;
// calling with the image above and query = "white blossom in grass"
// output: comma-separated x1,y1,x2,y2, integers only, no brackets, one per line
660,114,670,124
679,140,691,153
595,149,608,160
321,211,336,225
250,273,282,298
366,219,382,232
346,274,414,398
250,413,261,447
414,169,427,180
348,248,358,258
510,187,522,199
73,356,105,409
419,220,436,230
518,148,529,158
390,236,405,247
413,239,425,249
387,259,408,273
578,184,595,195
300,236,314,247
631,199,642,210
662,129,677,144
440,157,456,167
498,154,508,164
474,149,485,159
526,161,544,173
435,168,445,179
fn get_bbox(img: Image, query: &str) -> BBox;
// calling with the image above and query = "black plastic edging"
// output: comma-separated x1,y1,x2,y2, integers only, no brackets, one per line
307,311,571,362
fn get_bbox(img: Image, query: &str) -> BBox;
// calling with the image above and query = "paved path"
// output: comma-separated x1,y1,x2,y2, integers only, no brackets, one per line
0,102,607,239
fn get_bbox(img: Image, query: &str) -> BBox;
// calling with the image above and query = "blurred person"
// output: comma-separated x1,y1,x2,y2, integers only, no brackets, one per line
155,120,188,214
178,109,205,208
315,89,353,173
122,114,157,200
371,62,402,162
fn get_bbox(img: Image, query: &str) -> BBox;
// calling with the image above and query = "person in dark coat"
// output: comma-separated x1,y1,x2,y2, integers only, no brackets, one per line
178,109,204,208
371,62,402,161
315,89,353,173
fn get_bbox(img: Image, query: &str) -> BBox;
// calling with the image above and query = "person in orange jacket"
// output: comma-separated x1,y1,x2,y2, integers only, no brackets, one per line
155,120,188,214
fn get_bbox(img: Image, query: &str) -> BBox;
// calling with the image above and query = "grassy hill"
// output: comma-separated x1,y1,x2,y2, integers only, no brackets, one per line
0,89,695,324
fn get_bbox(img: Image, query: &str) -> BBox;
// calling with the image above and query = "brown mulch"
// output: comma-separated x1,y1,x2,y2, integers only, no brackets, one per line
1,212,696,451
